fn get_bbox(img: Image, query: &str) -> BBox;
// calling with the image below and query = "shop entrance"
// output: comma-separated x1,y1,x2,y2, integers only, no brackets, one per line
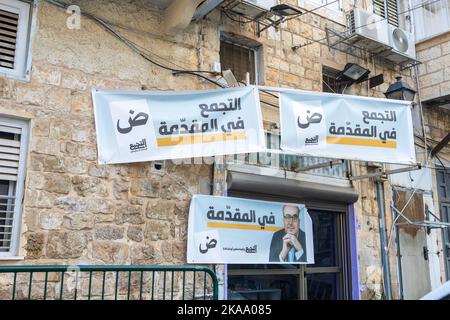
227,208,351,300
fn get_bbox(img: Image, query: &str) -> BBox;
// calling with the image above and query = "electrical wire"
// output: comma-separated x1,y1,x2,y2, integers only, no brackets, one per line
292,0,441,50
45,0,225,88
222,9,255,24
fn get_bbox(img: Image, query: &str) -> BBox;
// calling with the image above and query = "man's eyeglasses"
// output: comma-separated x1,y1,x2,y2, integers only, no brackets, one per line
283,214,299,222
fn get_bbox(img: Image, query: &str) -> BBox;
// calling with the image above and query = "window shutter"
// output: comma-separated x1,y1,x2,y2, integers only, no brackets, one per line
386,0,399,27
373,0,399,27
373,0,386,18
0,125,21,181
0,8,18,70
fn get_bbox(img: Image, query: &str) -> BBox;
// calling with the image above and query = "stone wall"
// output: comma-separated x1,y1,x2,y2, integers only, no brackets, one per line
416,32,450,102
0,0,446,300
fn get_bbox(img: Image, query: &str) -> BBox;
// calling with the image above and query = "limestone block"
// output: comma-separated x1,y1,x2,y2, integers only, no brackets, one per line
44,173,71,194
92,241,129,264
127,226,143,242
145,220,170,241
24,232,46,259
39,211,63,230
63,212,94,230
46,232,90,259
94,225,124,240
115,204,144,225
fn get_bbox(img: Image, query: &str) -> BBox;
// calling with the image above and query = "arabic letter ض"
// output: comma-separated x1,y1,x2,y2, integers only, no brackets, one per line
297,116,310,129
131,112,149,127
309,113,322,124
117,119,133,134
207,238,217,249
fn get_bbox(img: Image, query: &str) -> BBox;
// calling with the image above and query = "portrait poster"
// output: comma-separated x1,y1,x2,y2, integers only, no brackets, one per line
92,86,265,164
187,195,314,264
280,90,416,164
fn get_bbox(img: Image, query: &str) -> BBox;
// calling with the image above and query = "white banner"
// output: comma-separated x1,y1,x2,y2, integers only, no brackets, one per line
92,86,265,164
280,90,416,164
187,195,314,264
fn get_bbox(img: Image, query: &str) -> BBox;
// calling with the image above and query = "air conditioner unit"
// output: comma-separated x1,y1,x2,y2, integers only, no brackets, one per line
229,0,276,18
346,8,391,54
383,24,417,63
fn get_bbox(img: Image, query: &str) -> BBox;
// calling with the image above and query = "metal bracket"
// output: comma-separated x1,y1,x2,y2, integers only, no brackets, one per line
349,164,422,181
294,159,345,173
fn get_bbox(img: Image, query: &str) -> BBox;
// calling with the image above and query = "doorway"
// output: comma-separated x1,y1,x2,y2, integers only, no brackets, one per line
227,208,351,300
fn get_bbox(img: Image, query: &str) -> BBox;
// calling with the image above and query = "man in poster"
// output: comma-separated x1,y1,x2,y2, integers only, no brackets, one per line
269,205,307,262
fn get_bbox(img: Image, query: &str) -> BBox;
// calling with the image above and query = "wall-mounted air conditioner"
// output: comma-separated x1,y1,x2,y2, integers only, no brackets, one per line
229,0,277,18
346,8,391,54
383,24,417,63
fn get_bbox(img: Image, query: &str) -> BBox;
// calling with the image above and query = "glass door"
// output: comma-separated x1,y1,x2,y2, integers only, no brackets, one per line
227,208,350,300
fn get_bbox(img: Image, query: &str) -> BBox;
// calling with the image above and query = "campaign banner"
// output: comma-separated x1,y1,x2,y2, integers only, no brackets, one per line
92,86,265,164
187,195,314,264
280,90,416,164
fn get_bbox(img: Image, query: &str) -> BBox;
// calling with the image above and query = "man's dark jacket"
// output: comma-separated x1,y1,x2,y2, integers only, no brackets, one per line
269,229,307,262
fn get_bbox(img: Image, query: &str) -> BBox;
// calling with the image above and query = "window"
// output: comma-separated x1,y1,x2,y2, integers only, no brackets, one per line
373,0,399,27
413,0,450,41
0,0,32,80
322,66,345,94
220,34,261,85
0,117,29,258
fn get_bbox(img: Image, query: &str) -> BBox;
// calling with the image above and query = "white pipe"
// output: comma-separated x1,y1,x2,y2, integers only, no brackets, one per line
160,0,204,35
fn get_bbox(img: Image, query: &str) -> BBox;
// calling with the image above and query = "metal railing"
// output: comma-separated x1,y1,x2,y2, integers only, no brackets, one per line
0,265,218,300
227,132,348,178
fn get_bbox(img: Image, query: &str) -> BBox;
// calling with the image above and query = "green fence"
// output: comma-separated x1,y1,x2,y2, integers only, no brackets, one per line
0,265,218,300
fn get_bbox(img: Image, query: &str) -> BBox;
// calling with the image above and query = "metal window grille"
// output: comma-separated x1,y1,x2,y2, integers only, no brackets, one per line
0,119,28,256
220,40,256,85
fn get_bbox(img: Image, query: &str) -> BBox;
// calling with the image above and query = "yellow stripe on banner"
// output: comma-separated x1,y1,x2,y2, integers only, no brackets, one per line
207,222,282,232
157,131,246,147
326,136,397,148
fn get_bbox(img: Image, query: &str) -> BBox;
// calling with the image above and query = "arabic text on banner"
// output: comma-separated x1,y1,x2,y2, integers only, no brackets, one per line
280,91,416,164
92,86,266,164
187,195,314,264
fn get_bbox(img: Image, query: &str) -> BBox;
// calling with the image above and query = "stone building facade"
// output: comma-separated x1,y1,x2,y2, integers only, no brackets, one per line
0,0,448,300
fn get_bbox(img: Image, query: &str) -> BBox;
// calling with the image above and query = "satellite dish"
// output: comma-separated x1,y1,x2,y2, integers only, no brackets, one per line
392,28,409,52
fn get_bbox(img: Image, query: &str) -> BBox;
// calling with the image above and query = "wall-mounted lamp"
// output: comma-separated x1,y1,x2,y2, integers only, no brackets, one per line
336,63,371,83
384,76,416,101
271,3,303,16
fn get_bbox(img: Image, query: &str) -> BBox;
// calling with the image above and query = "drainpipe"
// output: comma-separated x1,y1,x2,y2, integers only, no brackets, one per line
392,201,404,300
376,179,392,300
